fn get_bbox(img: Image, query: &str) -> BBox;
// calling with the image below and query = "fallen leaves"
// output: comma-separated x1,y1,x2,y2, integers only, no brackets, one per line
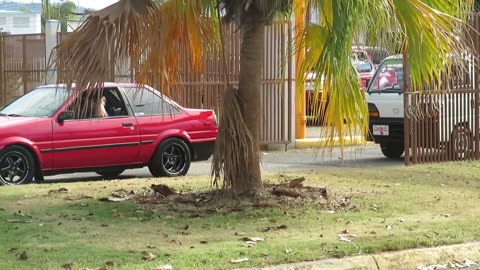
288,177,305,188
270,188,302,198
154,265,173,270
100,189,135,202
258,224,288,232
337,234,352,243
142,251,156,261
230,257,249,264
151,184,178,197
61,262,73,270
240,236,264,247
418,259,477,270
337,229,358,243
64,195,93,201
19,251,28,260
49,187,70,194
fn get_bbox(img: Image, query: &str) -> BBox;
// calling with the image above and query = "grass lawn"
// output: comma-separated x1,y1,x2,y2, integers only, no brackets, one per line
1,161,480,270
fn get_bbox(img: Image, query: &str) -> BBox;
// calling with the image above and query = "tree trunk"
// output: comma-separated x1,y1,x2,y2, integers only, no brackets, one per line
235,12,265,194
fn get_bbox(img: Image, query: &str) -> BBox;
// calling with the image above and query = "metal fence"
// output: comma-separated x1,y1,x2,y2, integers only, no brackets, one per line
405,14,480,164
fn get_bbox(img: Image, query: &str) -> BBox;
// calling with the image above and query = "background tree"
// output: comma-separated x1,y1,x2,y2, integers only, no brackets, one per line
52,0,474,196
42,0,77,32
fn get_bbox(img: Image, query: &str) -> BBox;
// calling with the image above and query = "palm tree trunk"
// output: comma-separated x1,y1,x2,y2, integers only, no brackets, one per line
235,13,265,194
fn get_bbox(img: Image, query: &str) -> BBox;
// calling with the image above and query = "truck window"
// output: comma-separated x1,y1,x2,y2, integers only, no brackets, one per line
368,59,404,92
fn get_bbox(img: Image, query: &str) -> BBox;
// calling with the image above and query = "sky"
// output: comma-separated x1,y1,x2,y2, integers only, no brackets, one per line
13,0,118,10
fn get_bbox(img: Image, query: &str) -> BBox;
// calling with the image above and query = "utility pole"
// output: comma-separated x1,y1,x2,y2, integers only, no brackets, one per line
46,0,50,20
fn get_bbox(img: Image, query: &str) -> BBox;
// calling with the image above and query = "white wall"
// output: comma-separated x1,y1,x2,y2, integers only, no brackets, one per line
0,11,41,35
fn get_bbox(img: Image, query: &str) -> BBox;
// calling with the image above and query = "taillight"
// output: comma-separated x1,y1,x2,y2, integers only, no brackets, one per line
212,112,218,126
368,103,380,118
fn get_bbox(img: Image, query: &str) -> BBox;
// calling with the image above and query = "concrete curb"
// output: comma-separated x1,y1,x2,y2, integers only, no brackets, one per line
295,136,366,149
239,242,480,270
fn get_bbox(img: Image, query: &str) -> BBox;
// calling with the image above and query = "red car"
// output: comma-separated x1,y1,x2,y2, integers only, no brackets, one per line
0,83,218,185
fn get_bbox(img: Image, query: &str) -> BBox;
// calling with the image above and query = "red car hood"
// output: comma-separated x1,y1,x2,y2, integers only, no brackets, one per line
0,116,44,128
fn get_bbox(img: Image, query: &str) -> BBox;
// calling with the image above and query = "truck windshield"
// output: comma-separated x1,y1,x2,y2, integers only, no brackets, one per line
0,87,71,117
368,58,404,92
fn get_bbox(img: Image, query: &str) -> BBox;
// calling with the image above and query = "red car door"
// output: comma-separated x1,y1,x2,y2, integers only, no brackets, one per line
51,88,141,170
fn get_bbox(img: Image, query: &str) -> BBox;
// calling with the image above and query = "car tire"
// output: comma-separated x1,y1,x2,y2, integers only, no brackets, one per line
95,169,125,178
0,145,35,185
148,138,191,177
380,143,404,159
449,125,473,160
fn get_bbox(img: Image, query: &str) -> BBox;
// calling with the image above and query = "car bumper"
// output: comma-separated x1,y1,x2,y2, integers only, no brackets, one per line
368,117,404,144
192,141,215,161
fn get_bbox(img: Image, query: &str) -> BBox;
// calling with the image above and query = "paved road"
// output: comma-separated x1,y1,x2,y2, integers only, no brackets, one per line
44,144,404,183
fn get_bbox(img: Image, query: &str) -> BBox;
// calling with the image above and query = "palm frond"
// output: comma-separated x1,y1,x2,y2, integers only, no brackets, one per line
301,0,473,150
52,0,218,94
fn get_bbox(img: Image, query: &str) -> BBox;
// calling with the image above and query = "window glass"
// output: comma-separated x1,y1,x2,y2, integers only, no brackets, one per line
0,87,70,117
69,88,128,119
0,17,6,26
125,87,180,116
368,58,404,92
351,51,373,73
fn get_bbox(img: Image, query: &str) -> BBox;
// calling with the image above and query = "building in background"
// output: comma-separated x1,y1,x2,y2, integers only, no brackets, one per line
0,10,41,34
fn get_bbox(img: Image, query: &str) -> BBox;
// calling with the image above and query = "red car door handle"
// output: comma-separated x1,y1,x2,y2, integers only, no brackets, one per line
122,122,133,127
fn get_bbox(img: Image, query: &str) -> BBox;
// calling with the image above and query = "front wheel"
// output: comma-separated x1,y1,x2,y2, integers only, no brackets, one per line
0,145,35,185
148,138,191,177
380,142,404,159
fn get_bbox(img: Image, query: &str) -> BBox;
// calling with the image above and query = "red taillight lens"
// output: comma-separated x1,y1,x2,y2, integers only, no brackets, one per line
368,103,380,118
213,112,218,126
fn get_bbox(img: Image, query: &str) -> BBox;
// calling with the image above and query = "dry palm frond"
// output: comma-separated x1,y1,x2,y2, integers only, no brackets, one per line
52,0,156,92
51,0,217,95
211,86,255,193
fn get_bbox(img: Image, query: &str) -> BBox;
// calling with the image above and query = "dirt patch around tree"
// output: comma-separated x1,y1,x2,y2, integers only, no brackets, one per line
134,176,359,216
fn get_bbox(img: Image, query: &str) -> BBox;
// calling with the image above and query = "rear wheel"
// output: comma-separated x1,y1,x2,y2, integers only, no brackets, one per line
380,142,404,159
0,146,35,185
148,138,191,177
95,169,125,178
449,125,473,160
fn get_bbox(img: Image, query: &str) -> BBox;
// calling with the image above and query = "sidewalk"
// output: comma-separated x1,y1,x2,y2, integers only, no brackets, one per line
295,126,366,149
240,242,480,270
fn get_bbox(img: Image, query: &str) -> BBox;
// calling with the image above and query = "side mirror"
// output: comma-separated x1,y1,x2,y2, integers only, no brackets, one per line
57,110,74,123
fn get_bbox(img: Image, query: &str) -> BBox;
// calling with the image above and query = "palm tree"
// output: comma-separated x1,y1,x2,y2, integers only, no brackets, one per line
52,0,474,195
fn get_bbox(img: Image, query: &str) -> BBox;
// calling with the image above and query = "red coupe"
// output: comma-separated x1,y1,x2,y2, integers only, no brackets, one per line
0,83,218,185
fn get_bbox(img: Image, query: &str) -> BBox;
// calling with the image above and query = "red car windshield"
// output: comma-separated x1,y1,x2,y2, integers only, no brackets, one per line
351,51,373,73
0,87,71,117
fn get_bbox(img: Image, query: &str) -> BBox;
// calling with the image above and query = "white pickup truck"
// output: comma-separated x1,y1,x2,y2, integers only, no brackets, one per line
366,54,476,159
366,55,406,158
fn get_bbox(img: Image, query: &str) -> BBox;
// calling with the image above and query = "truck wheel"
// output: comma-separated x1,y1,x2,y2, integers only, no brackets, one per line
380,143,404,159
449,125,472,160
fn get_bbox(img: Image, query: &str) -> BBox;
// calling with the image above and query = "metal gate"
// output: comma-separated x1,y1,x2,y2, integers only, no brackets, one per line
405,14,480,164
0,34,46,107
